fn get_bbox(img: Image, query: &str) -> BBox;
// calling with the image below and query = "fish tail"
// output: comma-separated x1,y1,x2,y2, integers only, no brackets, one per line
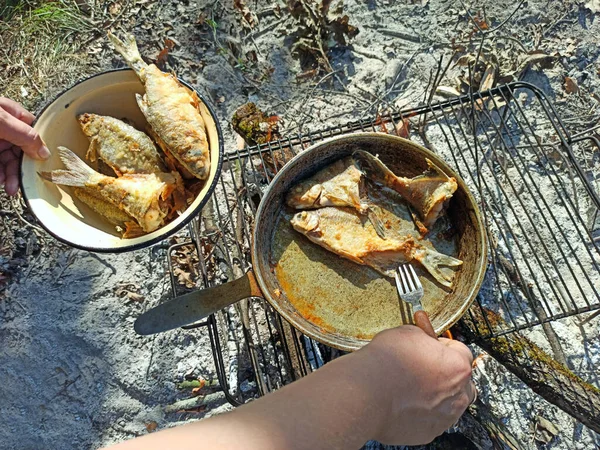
353,150,396,186
107,32,147,78
38,147,97,187
425,158,452,180
367,205,387,239
415,248,463,288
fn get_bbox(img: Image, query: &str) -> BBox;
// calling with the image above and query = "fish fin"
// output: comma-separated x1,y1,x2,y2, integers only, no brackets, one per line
122,221,146,239
367,205,387,239
424,158,451,179
353,150,396,186
136,93,149,115
38,170,88,186
86,138,99,163
190,89,201,109
416,248,463,288
107,32,147,79
39,147,96,187
58,146,96,174
410,208,429,237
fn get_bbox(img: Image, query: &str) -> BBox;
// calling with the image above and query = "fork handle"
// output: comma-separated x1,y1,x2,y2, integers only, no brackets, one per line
414,310,437,338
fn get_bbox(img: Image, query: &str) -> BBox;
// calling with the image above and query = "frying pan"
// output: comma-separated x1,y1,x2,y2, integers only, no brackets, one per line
135,133,488,352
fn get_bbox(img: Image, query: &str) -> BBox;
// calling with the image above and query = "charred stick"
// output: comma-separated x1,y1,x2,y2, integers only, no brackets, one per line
457,308,600,433
496,254,570,369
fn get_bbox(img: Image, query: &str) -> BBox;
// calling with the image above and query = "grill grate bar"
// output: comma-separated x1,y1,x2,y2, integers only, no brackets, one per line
453,95,578,316
500,90,600,266
428,96,571,328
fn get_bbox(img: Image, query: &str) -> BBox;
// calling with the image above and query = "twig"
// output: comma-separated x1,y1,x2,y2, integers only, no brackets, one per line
244,16,288,42
56,250,77,279
350,45,387,63
375,28,422,44
459,0,526,35
542,6,576,38
88,253,117,275
488,0,526,33
10,197,44,236
383,49,421,99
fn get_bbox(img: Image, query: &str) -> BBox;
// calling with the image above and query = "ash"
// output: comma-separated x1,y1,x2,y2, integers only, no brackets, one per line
2,1,600,449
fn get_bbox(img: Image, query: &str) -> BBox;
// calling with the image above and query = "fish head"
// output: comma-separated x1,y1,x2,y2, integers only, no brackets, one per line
290,211,321,234
77,113,100,136
286,183,322,209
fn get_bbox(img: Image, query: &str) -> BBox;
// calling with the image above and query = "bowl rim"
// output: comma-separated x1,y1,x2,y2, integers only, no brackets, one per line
19,67,224,253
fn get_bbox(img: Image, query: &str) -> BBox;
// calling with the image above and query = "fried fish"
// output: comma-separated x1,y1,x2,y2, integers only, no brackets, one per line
285,157,386,238
72,187,133,226
108,32,210,180
39,147,177,233
72,187,146,238
78,113,166,176
353,151,457,231
290,207,462,287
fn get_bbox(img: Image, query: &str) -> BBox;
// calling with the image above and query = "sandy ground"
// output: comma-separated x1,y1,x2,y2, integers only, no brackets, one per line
2,1,600,449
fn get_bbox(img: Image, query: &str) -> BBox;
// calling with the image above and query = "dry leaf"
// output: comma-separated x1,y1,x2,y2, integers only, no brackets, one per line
394,118,410,138
115,284,145,302
234,0,258,28
533,416,559,444
108,1,122,16
516,52,554,78
435,86,461,98
173,267,195,289
479,63,497,91
156,38,176,70
564,77,579,94
287,0,359,73
473,14,489,31
145,421,158,433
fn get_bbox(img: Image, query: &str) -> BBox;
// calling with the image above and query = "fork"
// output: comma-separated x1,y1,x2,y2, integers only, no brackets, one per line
395,264,436,338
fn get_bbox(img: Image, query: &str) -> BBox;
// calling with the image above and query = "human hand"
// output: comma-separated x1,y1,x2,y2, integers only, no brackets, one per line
0,98,50,195
362,326,475,445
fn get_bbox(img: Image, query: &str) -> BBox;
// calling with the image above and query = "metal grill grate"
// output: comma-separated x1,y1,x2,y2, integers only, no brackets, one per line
165,82,600,406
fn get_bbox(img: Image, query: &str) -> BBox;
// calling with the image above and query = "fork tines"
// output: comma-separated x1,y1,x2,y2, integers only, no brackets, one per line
395,264,422,295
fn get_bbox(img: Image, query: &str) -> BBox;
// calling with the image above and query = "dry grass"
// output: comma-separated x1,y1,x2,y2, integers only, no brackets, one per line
0,0,120,111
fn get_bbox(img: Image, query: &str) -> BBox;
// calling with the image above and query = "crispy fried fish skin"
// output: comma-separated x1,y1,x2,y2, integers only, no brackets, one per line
285,157,386,238
39,147,176,233
72,187,133,227
108,32,210,180
290,207,462,287
353,151,457,230
286,157,367,211
78,113,166,176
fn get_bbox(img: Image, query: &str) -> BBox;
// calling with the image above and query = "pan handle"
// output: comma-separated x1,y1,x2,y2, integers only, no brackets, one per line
413,310,437,339
134,271,262,335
